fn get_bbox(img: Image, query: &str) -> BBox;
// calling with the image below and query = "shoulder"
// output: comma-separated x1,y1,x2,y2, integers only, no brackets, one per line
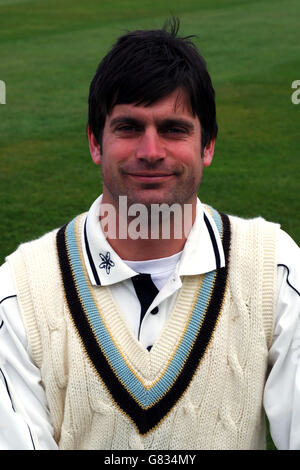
208,208,281,245
226,211,279,229
224,213,299,265
4,229,59,282
3,225,67,300
203,205,280,231
215,210,282,248
212,208,299,276
14,213,87,258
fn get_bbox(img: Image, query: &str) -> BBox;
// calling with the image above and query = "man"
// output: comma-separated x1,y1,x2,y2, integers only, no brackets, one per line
0,20,299,450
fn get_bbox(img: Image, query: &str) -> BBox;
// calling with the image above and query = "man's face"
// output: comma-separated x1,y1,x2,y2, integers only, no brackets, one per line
89,88,214,210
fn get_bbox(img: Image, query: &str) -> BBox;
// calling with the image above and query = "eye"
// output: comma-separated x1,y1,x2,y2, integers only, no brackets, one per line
167,127,186,133
161,126,189,138
115,125,136,132
114,123,143,136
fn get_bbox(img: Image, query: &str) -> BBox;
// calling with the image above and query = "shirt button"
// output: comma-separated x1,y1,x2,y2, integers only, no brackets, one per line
151,307,159,315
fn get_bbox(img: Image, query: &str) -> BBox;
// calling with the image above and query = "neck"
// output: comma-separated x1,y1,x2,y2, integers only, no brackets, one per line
99,198,197,261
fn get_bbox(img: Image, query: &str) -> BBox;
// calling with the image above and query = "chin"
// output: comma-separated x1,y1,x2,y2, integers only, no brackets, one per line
129,192,177,207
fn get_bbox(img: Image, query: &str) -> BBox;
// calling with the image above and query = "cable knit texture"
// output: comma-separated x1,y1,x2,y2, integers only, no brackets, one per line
7,211,278,450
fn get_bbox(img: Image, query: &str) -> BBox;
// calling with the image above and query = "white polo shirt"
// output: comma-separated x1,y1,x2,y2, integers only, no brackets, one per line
0,196,299,450
82,197,225,350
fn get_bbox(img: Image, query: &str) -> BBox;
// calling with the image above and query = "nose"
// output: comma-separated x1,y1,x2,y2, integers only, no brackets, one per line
135,129,166,162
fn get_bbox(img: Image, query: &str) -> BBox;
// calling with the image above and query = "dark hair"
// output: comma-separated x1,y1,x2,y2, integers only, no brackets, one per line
88,18,218,152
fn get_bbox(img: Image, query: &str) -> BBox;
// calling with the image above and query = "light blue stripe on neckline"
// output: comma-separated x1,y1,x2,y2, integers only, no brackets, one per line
207,205,223,238
65,212,222,408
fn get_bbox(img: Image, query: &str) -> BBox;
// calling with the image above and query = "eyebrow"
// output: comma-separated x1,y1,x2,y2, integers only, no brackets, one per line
109,116,195,132
110,116,143,129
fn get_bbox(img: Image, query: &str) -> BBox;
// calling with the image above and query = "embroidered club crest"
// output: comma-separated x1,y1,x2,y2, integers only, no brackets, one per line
99,252,115,275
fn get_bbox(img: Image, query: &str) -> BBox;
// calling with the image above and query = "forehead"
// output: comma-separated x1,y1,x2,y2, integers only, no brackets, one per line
107,88,197,122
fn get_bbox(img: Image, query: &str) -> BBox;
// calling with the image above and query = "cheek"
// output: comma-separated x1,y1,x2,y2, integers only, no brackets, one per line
175,144,202,172
102,132,136,156
172,138,201,159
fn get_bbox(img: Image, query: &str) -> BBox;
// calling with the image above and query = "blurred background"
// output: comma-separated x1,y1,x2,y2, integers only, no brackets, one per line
0,0,299,449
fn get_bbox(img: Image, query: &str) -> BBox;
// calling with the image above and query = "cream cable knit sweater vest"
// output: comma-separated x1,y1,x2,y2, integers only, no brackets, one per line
8,209,278,450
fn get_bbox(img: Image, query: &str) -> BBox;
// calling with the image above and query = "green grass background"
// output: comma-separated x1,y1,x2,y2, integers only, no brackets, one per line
0,0,299,450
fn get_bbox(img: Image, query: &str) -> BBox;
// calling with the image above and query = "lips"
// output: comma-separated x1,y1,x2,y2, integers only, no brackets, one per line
127,173,173,177
126,173,175,183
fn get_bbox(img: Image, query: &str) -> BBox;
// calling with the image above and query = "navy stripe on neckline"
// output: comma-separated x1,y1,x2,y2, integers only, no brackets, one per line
0,296,18,330
0,295,17,305
56,211,231,435
83,218,101,285
278,264,300,297
203,212,221,269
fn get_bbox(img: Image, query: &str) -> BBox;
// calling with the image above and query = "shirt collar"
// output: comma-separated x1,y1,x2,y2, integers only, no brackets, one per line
82,195,225,286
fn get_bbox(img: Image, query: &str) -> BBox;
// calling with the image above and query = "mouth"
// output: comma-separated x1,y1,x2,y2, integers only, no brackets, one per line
125,173,175,183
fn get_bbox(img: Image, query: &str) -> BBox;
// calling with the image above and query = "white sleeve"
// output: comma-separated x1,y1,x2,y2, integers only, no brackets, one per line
0,262,58,450
263,229,300,450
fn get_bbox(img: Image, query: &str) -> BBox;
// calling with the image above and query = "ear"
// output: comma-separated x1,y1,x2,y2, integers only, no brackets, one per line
203,138,215,167
88,126,101,165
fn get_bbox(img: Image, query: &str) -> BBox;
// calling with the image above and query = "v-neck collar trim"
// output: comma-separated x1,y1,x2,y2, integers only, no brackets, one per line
56,208,231,434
